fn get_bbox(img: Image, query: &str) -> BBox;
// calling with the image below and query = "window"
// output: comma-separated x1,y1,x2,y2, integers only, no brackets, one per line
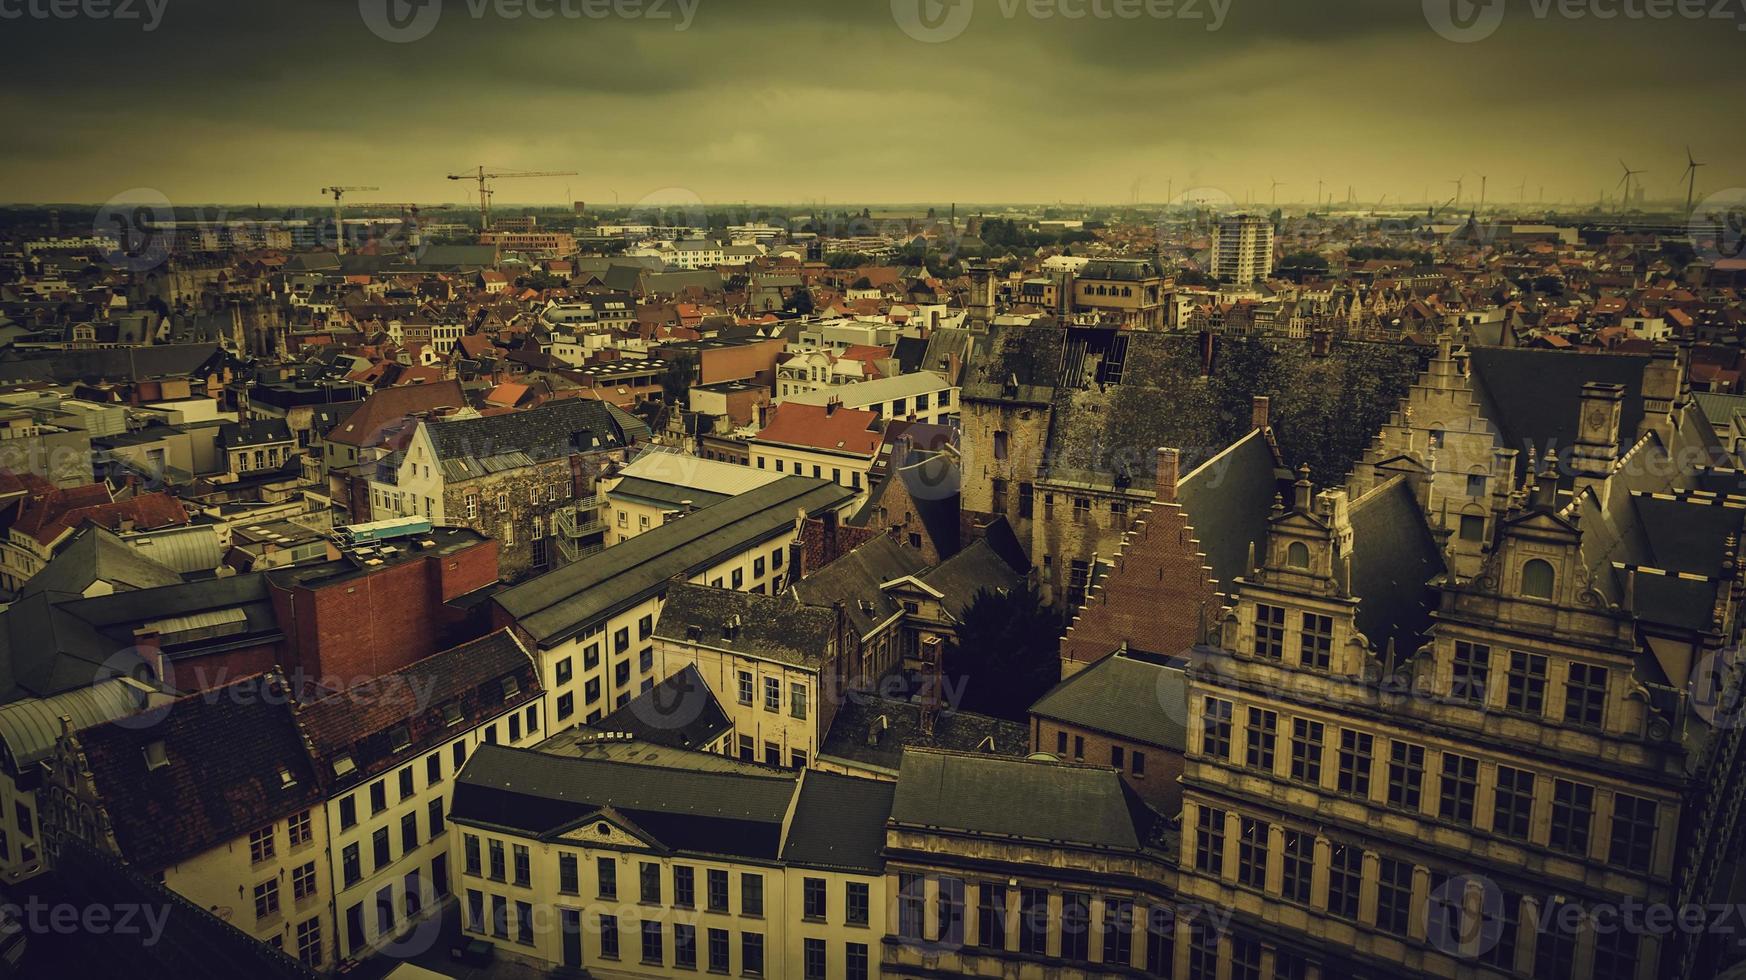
614,627,630,653
1133,751,1146,776
398,766,414,801
897,873,924,940
1237,816,1269,888
641,920,663,965
803,877,827,919
512,843,530,887
844,879,870,925
1337,729,1373,798
1103,898,1134,968
426,752,442,786
401,810,419,853
1565,663,1608,728
937,876,966,945
675,923,697,969
453,741,466,769
707,869,729,913
1610,793,1659,872
559,854,579,894
804,938,826,980
599,914,620,959
1194,806,1225,874
1299,612,1332,670
1507,651,1548,714
1535,907,1578,980
707,928,730,973
1111,745,1125,769
558,692,574,720
584,643,601,670
287,810,312,847
1493,766,1536,840
1522,558,1556,599
977,884,1005,949
1452,641,1490,705
465,891,483,934
1467,473,1488,497
1231,935,1263,980
1326,843,1363,920
1072,496,1091,522
1551,779,1595,856
846,942,869,980
1286,541,1310,568
1019,887,1049,955
1060,891,1090,961
597,856,617,898
1018,482,1034,518
1388,741,1425,811
993,431,1008,459
1146,908,1174,978
614,661,631,688
790,683,808,720
1253,604,1285,659
1460,514,1486,541
556,656,573,686
254,879,280,920
1202,698,1233,760
1290,718,1323,785
292,861,317,900
463,835,480,875
1592,925,1640,980
737,671,754,705
249,825,275,863
741,933,764,977
295,917,321,967
376,828,394,871
1375,857,1414,935
732,568,744,589
339,795,357,830
1439,753,1479,825
762,676,780,712
1188,921,1220,980
370,781,387,815
1281,829,1313,903
640,862,661,904
585,678,601,704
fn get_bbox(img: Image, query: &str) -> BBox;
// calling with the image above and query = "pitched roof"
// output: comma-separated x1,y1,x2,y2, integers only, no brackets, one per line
889,749,1154,850
790,535,926,638
781,770,894,873
654,585,836,669
587,664,732,752
76,673,325,870
21,525,183,598
1030,649,1188,749
326,380,466,448
496,476,853,645
753,402,882,457
422,398,631,480
10,487,187,547
1347,476,1447,661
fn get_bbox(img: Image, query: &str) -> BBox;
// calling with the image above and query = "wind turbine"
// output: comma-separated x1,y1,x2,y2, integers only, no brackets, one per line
1682,147,1705,216
1518,179,1528,204
1270,178,1286,207
1449,176,1465,209
1617,160,1645,213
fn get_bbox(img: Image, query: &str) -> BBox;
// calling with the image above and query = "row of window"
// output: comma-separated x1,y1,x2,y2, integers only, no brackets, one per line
343,861,449,958
752,456,865,490
735,670,809,719
1191,807,1638,980
1451,640,1609,727
1052,729,1148,776
1200,698,1659,869
247,809,313,864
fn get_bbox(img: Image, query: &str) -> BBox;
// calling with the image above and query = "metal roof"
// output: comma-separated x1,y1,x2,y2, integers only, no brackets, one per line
0,678,151,771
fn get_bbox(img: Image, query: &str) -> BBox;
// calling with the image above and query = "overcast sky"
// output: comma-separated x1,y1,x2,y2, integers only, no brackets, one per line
2,0,1742,207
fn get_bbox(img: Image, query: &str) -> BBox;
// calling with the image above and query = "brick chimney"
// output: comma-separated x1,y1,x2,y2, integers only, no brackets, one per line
1571,381,1625,496
825,396,841,418
1251,396,1271,432
1155,447,1181,504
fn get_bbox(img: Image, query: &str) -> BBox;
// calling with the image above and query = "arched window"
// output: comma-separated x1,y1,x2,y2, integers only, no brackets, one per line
1429,427,1447,451
1287,542,1311,569
1522,559,1555,599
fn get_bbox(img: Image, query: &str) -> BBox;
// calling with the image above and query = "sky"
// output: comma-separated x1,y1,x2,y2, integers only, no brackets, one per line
1,0,1743,208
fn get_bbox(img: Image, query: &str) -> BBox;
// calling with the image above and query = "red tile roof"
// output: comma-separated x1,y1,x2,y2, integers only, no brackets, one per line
755,403,882,456
327,380,465,448
11,487,187,546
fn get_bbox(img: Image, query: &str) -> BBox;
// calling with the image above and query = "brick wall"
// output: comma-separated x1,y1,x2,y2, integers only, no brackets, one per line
1031,716,1181,815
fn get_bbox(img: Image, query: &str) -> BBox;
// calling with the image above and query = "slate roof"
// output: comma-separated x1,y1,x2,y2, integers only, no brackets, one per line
608,476,730,512
496,476,853,646
587,664,732,752
1348,476,1447,662
915,538,1023,619
449,744,795,860
76,673,325,870
889,749,1155,850
1029,649,1188,750
295,629,539,791
326,380,465,448
781,770,894,873
1466,347,1651,481
655,585,836,669
217,417,293,450
818,694,1029,775
21,525,183,598
0,344,221,383
1179,430,1294,594
424,398,632,480
790,535,926,639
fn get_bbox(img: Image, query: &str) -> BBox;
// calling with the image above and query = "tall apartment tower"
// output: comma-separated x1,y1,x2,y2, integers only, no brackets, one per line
1213,214,1275,285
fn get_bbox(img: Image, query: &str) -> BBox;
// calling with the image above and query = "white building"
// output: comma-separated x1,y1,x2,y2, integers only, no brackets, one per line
782,372,959,427
1211,214,1274,286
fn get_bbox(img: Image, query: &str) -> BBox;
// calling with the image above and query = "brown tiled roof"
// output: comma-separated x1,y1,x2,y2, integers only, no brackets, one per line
12,487,188,546
326,379,465,448
77,673,325,870
294,629,540,791
755,403,882,456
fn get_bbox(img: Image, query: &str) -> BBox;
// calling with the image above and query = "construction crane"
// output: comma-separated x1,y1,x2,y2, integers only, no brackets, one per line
320,186,379,255
446,167,577,230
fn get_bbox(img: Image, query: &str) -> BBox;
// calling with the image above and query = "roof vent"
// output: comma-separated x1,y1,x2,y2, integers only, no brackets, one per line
143,741,169,771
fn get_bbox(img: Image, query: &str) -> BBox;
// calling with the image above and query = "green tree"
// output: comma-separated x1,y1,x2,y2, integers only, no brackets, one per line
660,351,698,406
948,583,1064,720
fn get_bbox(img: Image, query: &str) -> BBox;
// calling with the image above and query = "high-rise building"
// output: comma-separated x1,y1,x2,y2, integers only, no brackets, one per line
1213,214,1275,285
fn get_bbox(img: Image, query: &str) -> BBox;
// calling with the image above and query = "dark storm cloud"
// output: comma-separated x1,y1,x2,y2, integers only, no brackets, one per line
0,0,1742,205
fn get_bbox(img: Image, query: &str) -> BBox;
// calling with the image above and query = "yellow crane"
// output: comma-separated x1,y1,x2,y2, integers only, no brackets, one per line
320,185,379,255
446,167,577,230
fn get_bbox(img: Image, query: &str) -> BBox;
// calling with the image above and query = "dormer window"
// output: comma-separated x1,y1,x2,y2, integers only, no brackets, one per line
388,725,411,752
501,676,520,700
143,741,169,771
443,702,464,727
1286,542,1311,569
1521,559,1556,600
332,754,356,778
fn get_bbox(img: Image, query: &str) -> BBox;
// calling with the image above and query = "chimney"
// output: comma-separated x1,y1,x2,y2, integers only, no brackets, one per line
1293,465,1314,513
1310,329,1332,357
1637,344,1683,443
1155,447,1180,504
1251,396,1271,432
1570,382,1625,495
825,396,841,417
